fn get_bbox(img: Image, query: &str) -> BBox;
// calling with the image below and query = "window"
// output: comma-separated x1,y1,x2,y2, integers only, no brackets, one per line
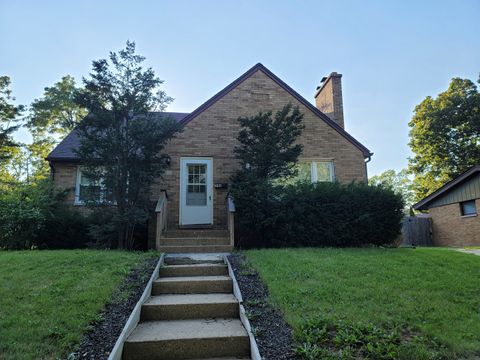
286,160,335,184
460,200,477,216
75,167,111,205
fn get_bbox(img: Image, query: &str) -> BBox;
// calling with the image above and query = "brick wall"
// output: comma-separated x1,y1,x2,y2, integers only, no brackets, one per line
429,199,480,246
152,69,366,235
50,69,368,246
52,163,77,204
314,73,344,128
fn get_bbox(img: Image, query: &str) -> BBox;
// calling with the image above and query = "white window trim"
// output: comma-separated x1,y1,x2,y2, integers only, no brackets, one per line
74,166,114,206
310,160,335,183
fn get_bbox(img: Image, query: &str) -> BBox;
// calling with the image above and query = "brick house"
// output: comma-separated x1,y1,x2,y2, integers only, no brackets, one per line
413,165,480,246
47,63,372,251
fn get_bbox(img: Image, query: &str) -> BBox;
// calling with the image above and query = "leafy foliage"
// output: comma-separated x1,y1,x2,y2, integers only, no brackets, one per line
295,317,449,360
235,181,404,248
75,41,179,249
0,76,24,163
369,169,415,212
408,76,480,199
234,103,305,180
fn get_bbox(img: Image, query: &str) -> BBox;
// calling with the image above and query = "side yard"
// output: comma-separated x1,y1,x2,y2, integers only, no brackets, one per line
244,248,480,359
0,250,158,360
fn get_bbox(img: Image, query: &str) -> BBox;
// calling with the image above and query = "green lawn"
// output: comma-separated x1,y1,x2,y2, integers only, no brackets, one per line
245,248,480,358
0,250,158,360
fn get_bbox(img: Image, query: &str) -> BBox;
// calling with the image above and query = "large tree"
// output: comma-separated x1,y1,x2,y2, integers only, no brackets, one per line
75,41,179,249
0,76,23,163
25,75,87,179
408,76,480,199
369,168,414,212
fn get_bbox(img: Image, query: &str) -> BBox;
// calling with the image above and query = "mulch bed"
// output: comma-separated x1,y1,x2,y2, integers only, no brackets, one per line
228,254,299,360
74,256,158,360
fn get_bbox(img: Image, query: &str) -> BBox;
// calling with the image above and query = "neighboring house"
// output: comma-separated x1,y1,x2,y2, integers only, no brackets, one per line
413,165,480,246
46,63,372,250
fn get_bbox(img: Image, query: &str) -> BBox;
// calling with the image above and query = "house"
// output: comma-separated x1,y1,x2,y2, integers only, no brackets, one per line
46,63,372,251
413,165,480,246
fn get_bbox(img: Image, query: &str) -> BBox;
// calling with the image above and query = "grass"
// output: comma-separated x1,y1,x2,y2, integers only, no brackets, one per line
0,250,159,360
245,248,480,358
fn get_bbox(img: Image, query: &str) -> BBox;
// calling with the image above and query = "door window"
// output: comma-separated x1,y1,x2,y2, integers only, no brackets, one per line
186,164,207,206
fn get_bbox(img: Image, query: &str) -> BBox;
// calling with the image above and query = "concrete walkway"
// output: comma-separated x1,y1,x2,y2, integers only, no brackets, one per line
122,253,251,360
458,248,480,256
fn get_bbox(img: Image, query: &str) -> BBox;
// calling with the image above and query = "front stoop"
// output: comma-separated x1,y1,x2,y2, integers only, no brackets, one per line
158,229,233,253
123,255,251,360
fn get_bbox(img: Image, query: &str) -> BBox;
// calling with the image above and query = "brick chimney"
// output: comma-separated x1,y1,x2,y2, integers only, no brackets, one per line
314,72,344,128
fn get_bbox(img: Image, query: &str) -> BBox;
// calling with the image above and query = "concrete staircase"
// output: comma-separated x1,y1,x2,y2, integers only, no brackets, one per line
122,254,250,360
158,229,233,253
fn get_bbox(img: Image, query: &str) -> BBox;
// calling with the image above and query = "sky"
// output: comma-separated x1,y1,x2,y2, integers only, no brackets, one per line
1,0,479,176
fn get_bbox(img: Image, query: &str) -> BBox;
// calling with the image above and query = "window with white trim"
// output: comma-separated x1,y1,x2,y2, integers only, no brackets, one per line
75,167,113,205
291,160,335,183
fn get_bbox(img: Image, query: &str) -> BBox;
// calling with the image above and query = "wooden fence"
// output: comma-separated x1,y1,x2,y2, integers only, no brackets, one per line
400,216,433,246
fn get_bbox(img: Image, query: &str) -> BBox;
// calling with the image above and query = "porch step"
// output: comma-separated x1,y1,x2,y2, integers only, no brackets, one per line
164,229,230,238
160,263,228,277
140,293,239,320
152,275,233,295
158,245,233,253
164,255,225,266
122,318,250,360
161,237,230,246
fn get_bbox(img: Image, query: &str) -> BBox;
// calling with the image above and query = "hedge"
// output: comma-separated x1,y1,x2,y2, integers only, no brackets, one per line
234,181,404,248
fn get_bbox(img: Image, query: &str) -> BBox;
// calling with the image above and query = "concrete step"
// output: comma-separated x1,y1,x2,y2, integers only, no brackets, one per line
123,319,250,360
160,264,228,277
161,237,231,246
159,245,233,253
164,229,230,238
153,276,233,295
164,254,225,266
141,293,239,321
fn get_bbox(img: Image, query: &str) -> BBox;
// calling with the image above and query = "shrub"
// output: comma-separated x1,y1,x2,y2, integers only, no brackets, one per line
0,180,91,249
234,181,404,248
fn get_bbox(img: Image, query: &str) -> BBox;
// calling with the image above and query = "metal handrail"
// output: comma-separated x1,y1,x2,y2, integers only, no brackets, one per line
155,191,168,249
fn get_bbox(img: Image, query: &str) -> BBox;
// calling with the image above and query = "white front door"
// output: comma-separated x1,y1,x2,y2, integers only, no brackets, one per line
179,158,213,226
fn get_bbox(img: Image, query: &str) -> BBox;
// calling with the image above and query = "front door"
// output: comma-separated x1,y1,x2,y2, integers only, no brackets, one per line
179,158,213,226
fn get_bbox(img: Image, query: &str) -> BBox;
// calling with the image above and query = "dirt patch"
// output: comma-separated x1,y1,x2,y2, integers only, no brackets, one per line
228,254,299,360
73,256,158,360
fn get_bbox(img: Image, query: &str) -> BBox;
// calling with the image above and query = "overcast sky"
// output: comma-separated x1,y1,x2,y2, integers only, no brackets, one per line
1,0,479,176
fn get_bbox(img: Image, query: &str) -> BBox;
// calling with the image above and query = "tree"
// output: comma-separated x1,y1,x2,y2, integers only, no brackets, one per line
75,41,179,249
231,104,305,246
408,76,480,199
233,103,305,181
369,169,414,212
25,75,87,179
0,76,24,163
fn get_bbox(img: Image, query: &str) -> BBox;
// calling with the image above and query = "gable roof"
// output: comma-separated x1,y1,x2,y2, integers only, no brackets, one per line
47,63,372,162
179,63,372,158
413,165,480,210
46,112,188,162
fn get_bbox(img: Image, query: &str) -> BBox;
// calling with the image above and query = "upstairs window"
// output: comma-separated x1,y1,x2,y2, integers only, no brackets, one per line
290,160,335,184
460,200,477,216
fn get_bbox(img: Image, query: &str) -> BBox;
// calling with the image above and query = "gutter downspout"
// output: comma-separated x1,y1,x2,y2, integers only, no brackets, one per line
364,155,372,184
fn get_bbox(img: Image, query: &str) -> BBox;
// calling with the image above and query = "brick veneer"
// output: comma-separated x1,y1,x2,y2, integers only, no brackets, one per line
429,199,480,246
153,69,366,235
51,69,368,247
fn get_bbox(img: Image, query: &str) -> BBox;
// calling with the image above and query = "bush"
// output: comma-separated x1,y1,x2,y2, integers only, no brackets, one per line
234,181,404,248
0,180,91,249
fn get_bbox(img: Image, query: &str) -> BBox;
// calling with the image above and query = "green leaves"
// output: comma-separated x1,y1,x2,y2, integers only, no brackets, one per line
408,76,480,199
75,41,179,249
234,103,305,180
